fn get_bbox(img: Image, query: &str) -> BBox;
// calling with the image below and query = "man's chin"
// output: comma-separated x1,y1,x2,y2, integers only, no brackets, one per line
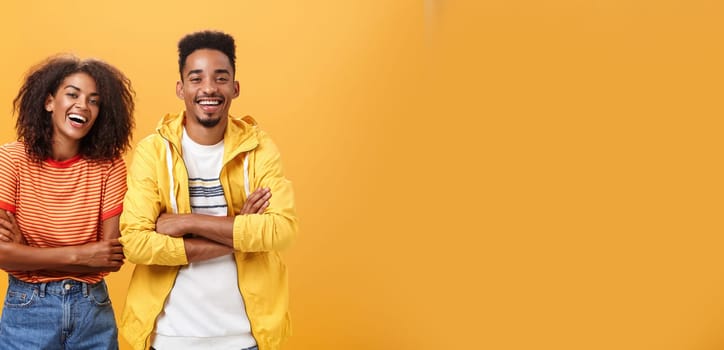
196,115,222,128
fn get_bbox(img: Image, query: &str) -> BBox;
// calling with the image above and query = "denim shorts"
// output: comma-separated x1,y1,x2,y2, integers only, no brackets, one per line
0,275,118,350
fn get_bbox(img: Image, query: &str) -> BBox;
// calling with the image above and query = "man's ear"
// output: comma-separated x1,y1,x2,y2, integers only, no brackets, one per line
233,81,240,98
176,81,184,100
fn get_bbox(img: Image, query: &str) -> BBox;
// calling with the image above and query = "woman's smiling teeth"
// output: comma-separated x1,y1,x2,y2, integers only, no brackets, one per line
68,114,87,124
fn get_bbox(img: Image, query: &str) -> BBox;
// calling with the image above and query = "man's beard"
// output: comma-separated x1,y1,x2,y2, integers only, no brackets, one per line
196,114,222,128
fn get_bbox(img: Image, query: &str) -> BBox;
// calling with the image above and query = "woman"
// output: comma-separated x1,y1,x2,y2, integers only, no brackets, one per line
0,54,134,349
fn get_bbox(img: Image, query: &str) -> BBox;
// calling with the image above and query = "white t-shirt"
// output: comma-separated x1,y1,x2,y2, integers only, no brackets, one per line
152,128,256,350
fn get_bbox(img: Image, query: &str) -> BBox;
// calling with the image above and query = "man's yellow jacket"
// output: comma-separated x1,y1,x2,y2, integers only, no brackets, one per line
119,112,298,350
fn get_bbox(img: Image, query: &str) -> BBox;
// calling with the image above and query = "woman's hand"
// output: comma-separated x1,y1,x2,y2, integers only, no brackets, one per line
0,211,26,244
74,239,125,270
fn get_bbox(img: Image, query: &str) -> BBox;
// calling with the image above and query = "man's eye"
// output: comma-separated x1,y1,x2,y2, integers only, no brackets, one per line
89,99,99,105
66,93,78,98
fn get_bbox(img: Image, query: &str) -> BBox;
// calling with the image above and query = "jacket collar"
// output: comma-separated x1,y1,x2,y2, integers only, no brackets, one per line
156,111,260,162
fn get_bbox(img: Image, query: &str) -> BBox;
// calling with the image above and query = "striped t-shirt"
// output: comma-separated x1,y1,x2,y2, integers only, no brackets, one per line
0,141,127,283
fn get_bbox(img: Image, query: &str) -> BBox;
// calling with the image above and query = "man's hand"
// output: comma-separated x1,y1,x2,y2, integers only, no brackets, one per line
155,188,270,241
0,211,26,244
156,213,191,237
240,187,271,214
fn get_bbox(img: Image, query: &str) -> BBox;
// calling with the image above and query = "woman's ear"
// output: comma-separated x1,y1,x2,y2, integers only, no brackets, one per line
44,94,54,112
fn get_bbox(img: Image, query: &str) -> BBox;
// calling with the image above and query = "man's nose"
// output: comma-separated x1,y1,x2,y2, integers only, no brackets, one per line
202,81,218,94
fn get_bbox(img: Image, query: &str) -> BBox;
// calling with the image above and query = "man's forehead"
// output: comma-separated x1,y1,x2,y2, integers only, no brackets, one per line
184,50,232,70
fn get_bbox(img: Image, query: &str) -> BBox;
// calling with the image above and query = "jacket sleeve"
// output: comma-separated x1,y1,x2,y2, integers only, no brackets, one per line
232,132,298,252
119,138,189,265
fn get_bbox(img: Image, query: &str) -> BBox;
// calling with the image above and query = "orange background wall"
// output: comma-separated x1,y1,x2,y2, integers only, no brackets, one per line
1,1,724,349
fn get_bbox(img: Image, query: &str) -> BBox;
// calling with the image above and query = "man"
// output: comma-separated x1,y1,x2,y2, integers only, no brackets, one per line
119,30,298,350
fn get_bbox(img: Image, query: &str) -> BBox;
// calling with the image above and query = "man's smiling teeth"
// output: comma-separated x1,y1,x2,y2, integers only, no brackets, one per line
197,100,221,106
68,114,87,124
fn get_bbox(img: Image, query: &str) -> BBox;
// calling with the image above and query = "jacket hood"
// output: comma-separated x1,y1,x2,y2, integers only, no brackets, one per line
155,111,260,154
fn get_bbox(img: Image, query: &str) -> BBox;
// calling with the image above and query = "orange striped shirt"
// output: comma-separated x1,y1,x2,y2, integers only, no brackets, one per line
0,141,126,283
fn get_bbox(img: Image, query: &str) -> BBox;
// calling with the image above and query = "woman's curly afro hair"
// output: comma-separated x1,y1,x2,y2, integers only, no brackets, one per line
13,54,135,162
